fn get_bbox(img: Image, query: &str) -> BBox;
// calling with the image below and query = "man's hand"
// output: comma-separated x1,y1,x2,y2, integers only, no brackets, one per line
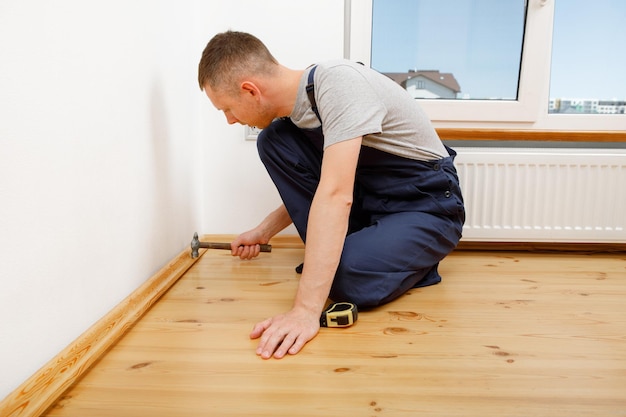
231,204,293,260
250,307,320,359
231,229,267,260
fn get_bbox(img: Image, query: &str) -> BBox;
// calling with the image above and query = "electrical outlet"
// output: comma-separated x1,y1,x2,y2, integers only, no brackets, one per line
244,125,262,141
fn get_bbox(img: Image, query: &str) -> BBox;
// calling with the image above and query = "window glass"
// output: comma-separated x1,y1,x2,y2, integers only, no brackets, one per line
549,0,626,114
371,0,526,100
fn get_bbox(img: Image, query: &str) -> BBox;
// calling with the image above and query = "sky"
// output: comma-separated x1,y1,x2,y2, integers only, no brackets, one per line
371,0,626,100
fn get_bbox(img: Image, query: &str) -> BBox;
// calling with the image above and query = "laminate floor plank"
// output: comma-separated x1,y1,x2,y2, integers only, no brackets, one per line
44,245,626,417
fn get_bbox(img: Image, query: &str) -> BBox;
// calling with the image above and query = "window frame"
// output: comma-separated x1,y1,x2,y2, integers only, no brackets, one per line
347,0,626,132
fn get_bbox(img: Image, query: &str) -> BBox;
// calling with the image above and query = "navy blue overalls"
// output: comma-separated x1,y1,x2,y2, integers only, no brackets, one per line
257,66,465,308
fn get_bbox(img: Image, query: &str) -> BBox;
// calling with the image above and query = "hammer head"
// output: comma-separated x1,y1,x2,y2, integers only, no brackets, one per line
190,232,200,258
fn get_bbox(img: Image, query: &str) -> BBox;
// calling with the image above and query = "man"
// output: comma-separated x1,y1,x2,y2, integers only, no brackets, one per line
198,31,465,360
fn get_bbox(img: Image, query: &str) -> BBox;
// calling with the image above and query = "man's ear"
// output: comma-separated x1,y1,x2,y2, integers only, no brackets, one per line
240,81,260,98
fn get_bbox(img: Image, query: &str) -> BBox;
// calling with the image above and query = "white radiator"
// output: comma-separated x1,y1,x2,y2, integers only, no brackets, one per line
454,147,626,243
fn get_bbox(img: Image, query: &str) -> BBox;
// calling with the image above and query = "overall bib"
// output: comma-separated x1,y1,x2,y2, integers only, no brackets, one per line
256,66,465,308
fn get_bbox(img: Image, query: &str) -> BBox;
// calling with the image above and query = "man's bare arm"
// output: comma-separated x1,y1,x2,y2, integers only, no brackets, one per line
250,137,362,358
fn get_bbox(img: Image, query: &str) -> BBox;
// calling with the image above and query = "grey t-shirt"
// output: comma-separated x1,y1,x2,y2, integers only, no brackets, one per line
289,60,448,161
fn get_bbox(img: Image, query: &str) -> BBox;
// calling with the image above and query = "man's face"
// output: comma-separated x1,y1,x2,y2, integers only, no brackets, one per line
204,83,274,129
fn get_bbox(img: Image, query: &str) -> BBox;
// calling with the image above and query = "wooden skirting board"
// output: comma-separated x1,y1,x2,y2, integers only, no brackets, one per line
456,241,626,253
0,235,623,417
0,246,208,417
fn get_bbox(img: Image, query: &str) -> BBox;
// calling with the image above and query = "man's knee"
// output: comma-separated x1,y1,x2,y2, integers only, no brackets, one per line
330,244,441,308
330,259,389,308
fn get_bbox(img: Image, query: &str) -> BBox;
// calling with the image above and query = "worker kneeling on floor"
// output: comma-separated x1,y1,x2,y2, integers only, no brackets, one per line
197,31,465,359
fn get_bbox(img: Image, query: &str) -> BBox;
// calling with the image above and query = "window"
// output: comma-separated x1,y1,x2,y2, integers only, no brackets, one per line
347,0,625,131
371,0,525,101
549,0,626,115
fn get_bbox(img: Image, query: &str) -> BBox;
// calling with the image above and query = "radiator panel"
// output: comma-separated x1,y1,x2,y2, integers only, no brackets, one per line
455,148,626,242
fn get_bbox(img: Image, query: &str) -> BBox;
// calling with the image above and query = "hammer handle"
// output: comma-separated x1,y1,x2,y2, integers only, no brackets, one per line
198,242,272,252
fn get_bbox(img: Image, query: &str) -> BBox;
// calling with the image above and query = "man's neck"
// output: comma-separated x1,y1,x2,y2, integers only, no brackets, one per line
268,66,305,118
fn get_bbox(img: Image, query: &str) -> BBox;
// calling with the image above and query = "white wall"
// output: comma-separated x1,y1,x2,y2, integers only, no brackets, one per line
0,0,344,400
0,0,202,398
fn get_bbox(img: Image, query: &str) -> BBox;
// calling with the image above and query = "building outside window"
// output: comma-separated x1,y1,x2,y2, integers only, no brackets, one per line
549,0,626,115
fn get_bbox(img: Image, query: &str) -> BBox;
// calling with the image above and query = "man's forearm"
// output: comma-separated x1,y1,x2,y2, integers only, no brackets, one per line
293,191,352,315
256,204,293,242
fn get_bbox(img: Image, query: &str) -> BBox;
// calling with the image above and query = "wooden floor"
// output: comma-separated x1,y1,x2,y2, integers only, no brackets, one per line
44,240,626,417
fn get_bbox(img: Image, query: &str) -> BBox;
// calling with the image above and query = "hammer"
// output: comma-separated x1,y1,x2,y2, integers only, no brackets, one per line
190,232,272,258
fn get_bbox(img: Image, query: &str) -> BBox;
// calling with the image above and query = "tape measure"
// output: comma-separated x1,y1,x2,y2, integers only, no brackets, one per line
319,302,358,327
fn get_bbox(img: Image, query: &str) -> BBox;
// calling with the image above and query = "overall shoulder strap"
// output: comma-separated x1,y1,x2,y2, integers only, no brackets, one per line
305,65,322,123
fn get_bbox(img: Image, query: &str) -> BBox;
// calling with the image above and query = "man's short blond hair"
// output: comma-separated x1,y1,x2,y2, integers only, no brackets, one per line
198,31,279,93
